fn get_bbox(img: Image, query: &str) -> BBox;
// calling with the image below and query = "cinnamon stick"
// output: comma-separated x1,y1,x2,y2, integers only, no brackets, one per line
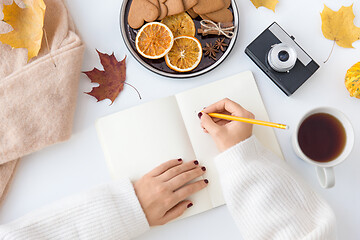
197,22,234,36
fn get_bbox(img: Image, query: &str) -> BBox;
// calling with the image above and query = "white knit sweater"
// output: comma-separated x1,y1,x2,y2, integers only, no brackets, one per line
0,136,336,239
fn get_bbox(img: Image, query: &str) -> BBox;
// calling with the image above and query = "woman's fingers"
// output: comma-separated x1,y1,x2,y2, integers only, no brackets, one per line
200,113,221,134
148,158,183,177
167,166,206,190
202,98,246,115
137,159,209,226
211,119,230,126
174,179,208,201
160,200,192,225
159,160,199,181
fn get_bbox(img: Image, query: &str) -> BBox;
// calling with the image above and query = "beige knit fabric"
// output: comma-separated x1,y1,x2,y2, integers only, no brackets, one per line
0,160,18,206
0,0,84,205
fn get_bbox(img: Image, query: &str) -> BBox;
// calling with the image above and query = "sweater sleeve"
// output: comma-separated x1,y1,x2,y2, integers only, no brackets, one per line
0,178,150,240
214,136,336,240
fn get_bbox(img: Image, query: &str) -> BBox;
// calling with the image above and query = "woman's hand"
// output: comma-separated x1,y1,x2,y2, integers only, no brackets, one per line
133,159,208,226
199,98,254,152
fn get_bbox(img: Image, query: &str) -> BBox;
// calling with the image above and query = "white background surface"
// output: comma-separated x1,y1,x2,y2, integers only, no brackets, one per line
1,0,359,239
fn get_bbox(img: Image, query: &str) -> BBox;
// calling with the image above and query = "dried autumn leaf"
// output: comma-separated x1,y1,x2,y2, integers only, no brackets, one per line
0,0,46,61
250,0,278,12
321,4,360,48
83,50,141,105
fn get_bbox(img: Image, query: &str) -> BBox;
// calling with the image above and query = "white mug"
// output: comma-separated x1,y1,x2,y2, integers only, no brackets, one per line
292,107,354,188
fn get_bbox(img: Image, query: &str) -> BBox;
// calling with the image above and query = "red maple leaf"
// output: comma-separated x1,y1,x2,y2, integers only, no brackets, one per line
83,49,141,105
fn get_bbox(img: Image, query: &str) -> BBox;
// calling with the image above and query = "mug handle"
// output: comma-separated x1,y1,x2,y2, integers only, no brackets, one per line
316,166,335,188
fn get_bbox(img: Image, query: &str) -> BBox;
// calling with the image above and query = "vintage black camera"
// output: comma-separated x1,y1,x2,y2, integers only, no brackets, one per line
245,22,319,96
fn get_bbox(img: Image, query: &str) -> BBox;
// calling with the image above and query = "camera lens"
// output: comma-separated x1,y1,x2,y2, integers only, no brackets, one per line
278,51,289,62
267,43,297,72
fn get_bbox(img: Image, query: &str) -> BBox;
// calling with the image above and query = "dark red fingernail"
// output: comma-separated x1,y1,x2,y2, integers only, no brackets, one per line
204,179,209,184
198,112,203,119
178,158,182,162
187,203,193,208
194,160,199,165
201,166,206,171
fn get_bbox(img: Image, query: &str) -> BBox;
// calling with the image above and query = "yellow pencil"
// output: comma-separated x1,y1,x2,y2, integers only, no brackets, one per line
207,113,289,130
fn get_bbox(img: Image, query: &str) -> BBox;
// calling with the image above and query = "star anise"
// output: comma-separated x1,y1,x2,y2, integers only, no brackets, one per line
214,38,228,52
203,43,218,61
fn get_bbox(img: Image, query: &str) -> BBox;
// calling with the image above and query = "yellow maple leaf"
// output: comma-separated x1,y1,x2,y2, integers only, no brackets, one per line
250,0,279,12
321,4,360,48
0,0,46,61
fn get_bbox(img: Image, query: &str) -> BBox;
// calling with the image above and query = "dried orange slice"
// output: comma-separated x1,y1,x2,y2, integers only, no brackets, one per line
165,36,202,72
161,12,195,37
135,22,174,59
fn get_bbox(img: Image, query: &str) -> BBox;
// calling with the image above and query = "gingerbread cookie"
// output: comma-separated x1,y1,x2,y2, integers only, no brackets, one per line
202,8,233,23
158,2,168,20
148,0,160,10
183,0,198,10
199,14,209,20
128,0,159,29
223,0,231,9
193,0,225,15
165,0,185,16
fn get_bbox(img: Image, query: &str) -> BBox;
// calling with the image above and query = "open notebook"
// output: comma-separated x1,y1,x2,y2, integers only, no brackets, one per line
96,71,284,220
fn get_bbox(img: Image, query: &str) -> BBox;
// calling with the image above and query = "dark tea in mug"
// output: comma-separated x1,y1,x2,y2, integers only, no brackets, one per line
297,113,346,162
